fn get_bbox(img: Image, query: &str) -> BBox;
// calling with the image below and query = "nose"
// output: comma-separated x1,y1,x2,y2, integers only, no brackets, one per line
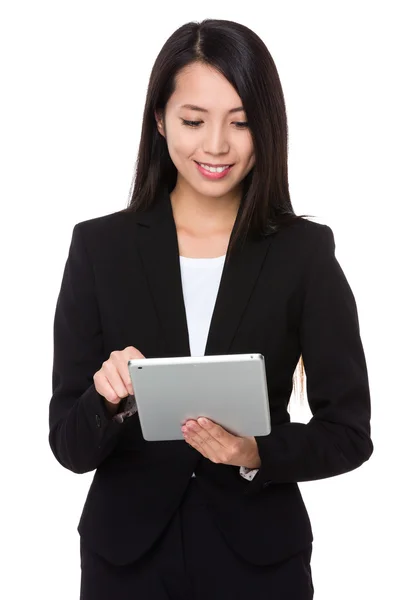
202,125,230,156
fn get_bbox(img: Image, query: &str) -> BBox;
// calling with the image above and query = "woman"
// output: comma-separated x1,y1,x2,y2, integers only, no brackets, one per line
49,18,373,599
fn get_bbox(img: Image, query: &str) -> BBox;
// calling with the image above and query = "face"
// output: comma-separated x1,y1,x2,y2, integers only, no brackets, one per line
156,62,255,200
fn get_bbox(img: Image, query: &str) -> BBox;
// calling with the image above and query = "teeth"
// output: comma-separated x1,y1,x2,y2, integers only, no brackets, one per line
199,163,230,173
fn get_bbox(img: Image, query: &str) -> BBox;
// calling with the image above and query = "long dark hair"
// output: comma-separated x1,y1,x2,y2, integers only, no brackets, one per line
123,19,313,401
123,19,312,252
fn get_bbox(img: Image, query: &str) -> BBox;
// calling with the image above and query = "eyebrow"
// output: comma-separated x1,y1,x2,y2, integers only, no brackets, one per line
179,104,245,114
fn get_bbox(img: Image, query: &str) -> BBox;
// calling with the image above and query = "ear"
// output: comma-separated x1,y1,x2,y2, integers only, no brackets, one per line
155,110,165,138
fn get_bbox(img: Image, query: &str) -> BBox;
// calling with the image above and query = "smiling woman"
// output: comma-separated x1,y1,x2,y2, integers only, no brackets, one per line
126,26,311,404
154,62,256,201
49,17,372,600
124,21,313,252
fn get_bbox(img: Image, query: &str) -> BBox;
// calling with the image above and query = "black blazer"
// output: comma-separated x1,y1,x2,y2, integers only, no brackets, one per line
49,186,373,567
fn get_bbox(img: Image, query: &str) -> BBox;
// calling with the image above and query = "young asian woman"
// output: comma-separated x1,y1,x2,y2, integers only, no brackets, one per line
49,18,373,600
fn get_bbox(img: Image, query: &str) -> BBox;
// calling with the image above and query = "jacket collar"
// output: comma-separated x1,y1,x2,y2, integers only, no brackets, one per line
133,185,273,357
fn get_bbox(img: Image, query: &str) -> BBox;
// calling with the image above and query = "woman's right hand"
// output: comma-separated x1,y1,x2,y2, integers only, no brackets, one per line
93,346,145,405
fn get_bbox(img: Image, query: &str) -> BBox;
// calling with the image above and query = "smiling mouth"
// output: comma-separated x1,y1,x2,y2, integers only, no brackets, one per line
194,161,234,167
194,160,234,167
194,160,235,173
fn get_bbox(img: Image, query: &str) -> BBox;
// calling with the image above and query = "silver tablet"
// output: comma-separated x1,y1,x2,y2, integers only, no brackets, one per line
128,353,271,441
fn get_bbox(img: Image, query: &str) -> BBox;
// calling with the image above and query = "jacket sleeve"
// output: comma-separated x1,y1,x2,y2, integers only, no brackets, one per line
49,223,126,474
244,224,373,494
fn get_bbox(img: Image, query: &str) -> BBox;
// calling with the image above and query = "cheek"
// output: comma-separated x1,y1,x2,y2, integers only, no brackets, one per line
166,130,196,164
242,143,255,172
245,137,255,160
237,132,254,164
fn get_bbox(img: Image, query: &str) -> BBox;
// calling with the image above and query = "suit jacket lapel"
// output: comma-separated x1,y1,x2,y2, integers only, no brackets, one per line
204,230,272,355
134,186,273,358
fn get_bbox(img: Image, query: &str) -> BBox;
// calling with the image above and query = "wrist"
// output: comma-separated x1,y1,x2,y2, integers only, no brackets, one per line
245,456,261,469
242,437,261,469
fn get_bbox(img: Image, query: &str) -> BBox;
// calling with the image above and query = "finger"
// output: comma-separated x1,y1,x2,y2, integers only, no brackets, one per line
188,418,231,447
124,347,145,394
183,419,224,458
118,361,134,396
125,345,145,359
198,418,230,442
102,360,130,399
95,373,123,404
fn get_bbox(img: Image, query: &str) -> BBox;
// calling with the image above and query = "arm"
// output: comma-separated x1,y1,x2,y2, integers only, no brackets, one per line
244,224,373,494
48,224,126,474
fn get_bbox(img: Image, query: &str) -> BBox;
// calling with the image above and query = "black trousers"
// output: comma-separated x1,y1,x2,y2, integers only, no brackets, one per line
80,478,314,599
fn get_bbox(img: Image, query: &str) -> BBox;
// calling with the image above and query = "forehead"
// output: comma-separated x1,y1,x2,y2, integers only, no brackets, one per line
168,62,243,110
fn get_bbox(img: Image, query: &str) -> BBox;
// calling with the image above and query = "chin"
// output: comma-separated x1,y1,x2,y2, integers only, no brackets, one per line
196,181,239,195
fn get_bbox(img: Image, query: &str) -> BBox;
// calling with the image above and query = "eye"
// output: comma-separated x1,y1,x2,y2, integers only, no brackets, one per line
181,120,202,127
181,119,249,129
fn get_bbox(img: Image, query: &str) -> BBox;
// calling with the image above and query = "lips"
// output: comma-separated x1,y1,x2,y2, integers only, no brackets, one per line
194,161,234,180
194,161,234,167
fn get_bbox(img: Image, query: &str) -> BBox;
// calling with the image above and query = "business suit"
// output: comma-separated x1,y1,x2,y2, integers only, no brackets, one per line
49,185,373,593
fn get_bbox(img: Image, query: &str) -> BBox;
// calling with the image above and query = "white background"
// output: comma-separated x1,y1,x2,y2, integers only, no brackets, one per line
1,1,410,598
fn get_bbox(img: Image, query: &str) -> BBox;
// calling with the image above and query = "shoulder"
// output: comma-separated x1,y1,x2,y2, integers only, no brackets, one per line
70,210,141,257
68,211,137,263
73,209,133,238
273,217,335,258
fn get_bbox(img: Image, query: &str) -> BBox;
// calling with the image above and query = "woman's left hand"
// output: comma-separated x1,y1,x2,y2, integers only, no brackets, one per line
181,417,261,469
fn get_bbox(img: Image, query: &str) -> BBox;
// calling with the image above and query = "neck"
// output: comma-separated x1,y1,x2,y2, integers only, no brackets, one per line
170,179,242,235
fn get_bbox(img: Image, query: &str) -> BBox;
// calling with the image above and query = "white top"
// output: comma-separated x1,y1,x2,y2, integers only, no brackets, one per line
179,254,259,482
179,254,226,357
